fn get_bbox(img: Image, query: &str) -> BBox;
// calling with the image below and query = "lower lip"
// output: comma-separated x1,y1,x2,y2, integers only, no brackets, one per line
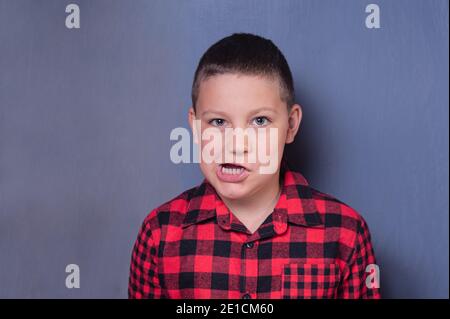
216,165,250,183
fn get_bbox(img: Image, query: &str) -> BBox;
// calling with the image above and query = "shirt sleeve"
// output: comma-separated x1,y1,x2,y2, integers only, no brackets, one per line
338,217,381,299
128,216,163,299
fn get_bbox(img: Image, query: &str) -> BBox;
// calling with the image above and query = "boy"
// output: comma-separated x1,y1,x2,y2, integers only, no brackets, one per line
128,33,380,299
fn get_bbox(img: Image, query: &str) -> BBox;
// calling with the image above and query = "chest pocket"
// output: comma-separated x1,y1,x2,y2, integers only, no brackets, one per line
281,263,341,299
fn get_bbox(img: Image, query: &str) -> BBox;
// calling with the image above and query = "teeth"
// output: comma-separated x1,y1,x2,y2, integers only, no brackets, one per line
221,166,244,175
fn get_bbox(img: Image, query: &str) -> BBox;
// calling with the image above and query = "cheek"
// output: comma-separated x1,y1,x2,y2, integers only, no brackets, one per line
274,124,288,153
199,162,217,176
198,163,218,187
278,131,287,152
255,127,286,161
199,129,225,164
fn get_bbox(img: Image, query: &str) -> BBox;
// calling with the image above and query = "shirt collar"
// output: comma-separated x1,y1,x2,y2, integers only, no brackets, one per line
182,162,324,231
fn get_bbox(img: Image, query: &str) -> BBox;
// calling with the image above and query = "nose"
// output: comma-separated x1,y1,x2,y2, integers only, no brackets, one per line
224,127,251,160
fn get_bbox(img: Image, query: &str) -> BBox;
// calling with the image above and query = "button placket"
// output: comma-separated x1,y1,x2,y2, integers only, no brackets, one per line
240,241,258,298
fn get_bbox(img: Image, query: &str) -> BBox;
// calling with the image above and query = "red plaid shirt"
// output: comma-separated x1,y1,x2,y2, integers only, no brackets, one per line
128,163,380,299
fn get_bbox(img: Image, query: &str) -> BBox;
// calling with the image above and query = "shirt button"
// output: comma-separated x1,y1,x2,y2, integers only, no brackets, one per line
244,242,254,249
242,293,252,299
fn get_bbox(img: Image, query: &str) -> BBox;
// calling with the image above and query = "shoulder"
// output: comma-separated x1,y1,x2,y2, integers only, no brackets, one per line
310,187,371,235
140,184,201,230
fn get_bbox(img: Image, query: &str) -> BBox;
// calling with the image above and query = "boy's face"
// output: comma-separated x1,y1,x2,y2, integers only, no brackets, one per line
189,73,302,201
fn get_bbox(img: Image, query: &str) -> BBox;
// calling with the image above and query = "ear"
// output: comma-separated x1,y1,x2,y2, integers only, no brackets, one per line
285,104,302,144
188,106,199,144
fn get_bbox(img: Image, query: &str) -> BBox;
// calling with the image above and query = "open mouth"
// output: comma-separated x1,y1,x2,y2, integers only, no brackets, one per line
220,163,247,175
216,163,250,183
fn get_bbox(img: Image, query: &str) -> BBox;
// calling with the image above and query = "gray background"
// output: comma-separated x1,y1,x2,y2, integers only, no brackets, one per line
0,0,448,298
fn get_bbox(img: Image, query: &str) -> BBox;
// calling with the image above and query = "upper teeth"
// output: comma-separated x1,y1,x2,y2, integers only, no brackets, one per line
222,166,244,175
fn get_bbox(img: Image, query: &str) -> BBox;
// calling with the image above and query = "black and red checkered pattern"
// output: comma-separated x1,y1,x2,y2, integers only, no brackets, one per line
282,262,340,298
128,163,380,299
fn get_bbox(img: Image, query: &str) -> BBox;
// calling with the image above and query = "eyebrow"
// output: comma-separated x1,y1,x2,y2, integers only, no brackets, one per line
200,107,277,117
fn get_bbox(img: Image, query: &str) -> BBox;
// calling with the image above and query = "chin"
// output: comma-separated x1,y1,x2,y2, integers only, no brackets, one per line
201,165,253,200
214,182,249,200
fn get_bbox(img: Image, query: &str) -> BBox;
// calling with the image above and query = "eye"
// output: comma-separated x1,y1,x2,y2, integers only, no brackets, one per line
252,116,270,126
208,118,226,127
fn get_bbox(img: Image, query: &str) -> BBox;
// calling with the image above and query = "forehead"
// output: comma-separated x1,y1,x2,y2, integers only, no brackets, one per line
196,73,285,115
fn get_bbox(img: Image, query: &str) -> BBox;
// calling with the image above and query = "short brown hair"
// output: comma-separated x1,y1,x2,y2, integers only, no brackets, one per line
191,33,295,112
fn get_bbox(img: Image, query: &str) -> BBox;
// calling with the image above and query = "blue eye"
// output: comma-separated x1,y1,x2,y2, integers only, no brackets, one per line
252,116,270,126
209,118,226,127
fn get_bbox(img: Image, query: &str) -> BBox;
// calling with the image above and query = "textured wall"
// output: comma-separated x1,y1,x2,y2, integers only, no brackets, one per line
0,0,448,298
